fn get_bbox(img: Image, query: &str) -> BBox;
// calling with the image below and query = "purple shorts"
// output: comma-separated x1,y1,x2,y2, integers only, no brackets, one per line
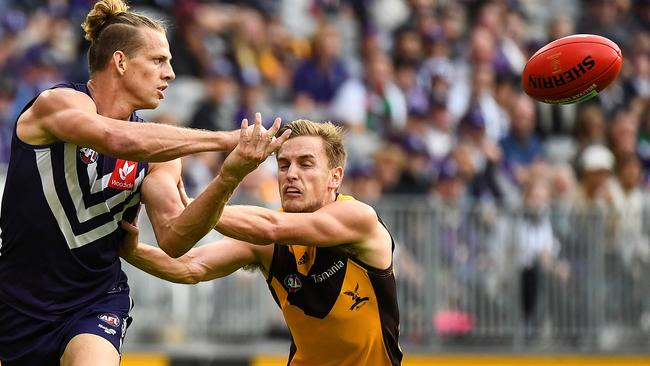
0,290,133,366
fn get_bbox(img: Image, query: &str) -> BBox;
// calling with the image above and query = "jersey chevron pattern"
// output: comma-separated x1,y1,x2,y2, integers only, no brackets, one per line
0,82,146,320
266,195,402,366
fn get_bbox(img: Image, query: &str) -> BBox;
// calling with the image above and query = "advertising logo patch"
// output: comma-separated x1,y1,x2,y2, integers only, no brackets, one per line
98,313,121,327
108,159,138,191
79,147,98,164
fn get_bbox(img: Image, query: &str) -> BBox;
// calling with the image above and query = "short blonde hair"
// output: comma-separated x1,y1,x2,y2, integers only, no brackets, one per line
278,120,346,169
82,0,166,74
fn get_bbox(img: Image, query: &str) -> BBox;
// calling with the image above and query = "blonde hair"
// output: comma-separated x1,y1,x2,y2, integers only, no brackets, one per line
82,0,166,74
278,120,347,169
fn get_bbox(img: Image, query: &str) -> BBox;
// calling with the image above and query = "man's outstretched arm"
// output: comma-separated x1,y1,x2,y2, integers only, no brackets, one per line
119,221,271,283
215,200,378,247
215,199,393,269
18,88,239,161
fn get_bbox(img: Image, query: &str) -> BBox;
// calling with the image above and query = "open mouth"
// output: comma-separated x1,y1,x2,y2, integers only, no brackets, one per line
283,187,301,196
157,85,167,99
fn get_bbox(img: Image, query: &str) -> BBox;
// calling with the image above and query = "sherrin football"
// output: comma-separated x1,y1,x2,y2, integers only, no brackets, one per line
522,34,622,104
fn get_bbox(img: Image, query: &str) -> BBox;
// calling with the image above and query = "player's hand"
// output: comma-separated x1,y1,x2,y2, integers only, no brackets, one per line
223,116,271,151
221,112,291,181
119,218,140,259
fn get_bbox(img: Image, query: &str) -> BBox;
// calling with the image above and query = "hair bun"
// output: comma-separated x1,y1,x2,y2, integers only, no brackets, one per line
82,0,129,41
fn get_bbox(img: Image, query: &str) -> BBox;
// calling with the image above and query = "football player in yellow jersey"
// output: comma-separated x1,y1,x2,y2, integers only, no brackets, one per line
120,119,402,366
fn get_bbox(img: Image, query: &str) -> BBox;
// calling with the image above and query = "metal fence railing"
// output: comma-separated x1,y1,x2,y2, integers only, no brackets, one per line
102,195,650,351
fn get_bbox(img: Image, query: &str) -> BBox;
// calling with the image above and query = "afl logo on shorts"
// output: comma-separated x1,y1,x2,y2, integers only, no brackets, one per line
98,313,121,327
284,274,302,292
79,147,98,164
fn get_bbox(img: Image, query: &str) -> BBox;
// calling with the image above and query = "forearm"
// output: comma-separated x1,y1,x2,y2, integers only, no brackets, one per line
51,109,235,162
158,173,241,257
101,118,237,162
215,205,278,245
123,243,198,284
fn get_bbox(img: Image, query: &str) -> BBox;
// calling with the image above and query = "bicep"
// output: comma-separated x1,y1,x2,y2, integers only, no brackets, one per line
19,89,101,145
21,88,136,152
141,160,184,238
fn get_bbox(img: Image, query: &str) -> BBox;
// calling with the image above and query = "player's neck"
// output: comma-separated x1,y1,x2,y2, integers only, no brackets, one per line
87,76,134,120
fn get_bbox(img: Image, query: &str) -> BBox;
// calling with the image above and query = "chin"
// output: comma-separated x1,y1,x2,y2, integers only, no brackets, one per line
282,203,300,213
147,100,161,109
137,98,161,110
282,201,320,213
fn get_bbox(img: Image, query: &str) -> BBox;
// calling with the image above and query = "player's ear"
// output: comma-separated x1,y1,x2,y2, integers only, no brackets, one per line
112,51,127,75
329,166,344,190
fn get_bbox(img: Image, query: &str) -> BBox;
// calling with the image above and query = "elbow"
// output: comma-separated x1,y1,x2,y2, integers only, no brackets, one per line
104,128,148,160
164,249,185,259
186,274,202,285
262,223,282,245
168,275,200,285
159,241,188,259
177,275,200,285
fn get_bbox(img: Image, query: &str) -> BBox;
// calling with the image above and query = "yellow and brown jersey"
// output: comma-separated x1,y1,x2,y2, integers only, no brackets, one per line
266,195,402,366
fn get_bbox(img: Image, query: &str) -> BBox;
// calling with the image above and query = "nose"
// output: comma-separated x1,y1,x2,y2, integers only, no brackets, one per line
285,164,299,181
163,61,176,81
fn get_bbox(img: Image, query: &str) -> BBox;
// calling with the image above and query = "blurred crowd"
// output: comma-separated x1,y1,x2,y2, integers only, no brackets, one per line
1,0,650,206
3,0,650,346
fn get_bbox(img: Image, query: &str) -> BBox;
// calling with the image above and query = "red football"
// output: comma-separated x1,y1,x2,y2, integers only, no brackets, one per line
522,34,622,104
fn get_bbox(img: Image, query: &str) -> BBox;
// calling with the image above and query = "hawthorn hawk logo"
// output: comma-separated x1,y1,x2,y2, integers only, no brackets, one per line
344,283,370,311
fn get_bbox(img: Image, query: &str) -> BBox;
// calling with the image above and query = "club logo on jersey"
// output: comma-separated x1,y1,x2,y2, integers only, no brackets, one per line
344,283,370,311
109,159,138,191
98,313,121,327
284,274,302,292
79,147,98,164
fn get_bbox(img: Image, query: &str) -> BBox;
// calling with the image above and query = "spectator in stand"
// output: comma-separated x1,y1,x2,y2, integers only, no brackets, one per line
572,144,615,212
343,161,383,204
10,45,63,122
291,23,348,105
607,155,650,327
608,155,648,270
573,104,608,167
457,105,506,205
373,143,406,195
577,0,630,51
168,1,214,78
565,144,615,340
430,154,466,209
331,50,407,136
390,135,432,196
608,109,639,162
511,179,560,337
234,67,274,128
500,94,545,187
188,58,237,132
